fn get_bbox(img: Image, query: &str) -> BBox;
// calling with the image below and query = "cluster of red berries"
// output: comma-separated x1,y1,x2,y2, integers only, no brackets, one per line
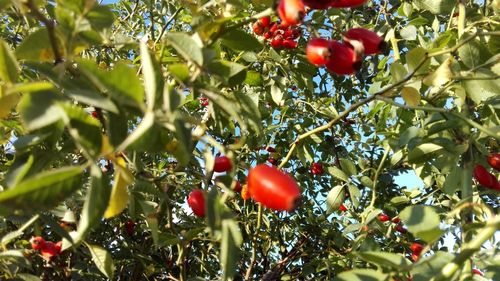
409,242,424,262
378,213,407,233
275,0,384,75
310,162,323,175
30,236,63,260
306,28,385,75
474,153,500,191
252,16,300,49
188,157,302,216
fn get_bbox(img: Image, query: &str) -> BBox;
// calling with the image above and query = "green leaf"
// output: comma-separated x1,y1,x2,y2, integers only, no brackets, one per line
220,29,262,51
357,251,411,268
86,243,115,280
326,185,345,214
59,103,102,159
245,71,262,86
86,5,114,30
102,62,145,108
220,219,242,280
411,251,455,281
443,165,461,195
172,115,193,166
18,90,64,131
0,39,19,83
0,250,31,268
340,158,357,177
165,33,203,66
408,143,443,163
75,165,110,243
270,84,283,106
463,69,500,104
207,60,247,86
413,0,455,14
0,166,83,214
1,215,39,246
16,28,64,61
400,25,417,41
140,38,162,110
117,111,154,151
400,205,443,243
401,86,421,106
406,47,430,75
458,38,492,69
333,269,388,281
168,63,190,83
423,57,453,87
0,93,21,119
327,166,349,182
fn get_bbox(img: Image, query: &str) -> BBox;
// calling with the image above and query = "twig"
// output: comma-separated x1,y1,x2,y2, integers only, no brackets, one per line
24,0,63,64
155,7,184,44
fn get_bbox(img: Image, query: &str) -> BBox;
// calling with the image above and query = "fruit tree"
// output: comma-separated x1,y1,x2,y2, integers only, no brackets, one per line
0,0,499,280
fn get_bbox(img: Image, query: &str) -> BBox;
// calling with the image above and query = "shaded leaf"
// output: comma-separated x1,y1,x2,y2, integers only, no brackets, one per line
400,205,443,243
86,243,115,279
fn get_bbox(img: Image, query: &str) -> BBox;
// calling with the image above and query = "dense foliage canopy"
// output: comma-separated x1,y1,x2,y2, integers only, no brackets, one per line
0,0,499,280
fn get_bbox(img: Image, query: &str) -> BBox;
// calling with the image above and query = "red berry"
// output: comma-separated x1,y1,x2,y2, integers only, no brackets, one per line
391,217,401,224
306,38,332,66
40,241,60,260
91,111,98,119
291,85,297,91
268,157,277,165
125,219,135,236
278,0,305,27
247,164,301,211
310,162,324,175
325,41,361,75
253,22,264,35
329,0,368,8
30,236,46,251
339,204,347,212
55,241,62,253
474,164,495,187
472,269,483,276
377,214,390,222
266,147,276,153
487,153,500,171
271,35,284,48
234,181,242,192
410,243,424,254
214,156,232,172
260,16,271,28
395,224,407,234
264,31,273,39
269,23,279,33
187,189,206,217
283,39,298,49
344,28,385,55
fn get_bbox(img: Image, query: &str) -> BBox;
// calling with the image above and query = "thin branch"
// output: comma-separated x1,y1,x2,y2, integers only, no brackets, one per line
24,0,63,64
278,55,430,169
155,7,184,44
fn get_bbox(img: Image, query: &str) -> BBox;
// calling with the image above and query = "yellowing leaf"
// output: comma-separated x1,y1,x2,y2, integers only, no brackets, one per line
100,135,114,157
103,159,133,218
423,57,453,87
401,87,421,106
0,93,20,119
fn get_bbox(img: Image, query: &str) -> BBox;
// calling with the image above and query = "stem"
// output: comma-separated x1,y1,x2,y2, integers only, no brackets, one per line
431,215,500,281
458,0,466,38
278,56,430,169
155,7,184,44
369,145,390,208
245,204,262,280
24,0,63,64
